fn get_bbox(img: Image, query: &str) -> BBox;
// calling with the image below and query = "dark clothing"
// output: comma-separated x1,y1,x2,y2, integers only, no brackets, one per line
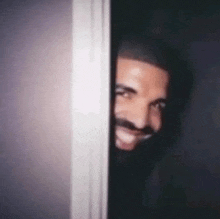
108,150,220,219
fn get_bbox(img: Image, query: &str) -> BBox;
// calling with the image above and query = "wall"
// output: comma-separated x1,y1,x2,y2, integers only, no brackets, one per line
1,1,72,218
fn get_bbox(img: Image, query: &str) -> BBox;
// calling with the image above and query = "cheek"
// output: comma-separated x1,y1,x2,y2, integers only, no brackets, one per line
114,97,119,114
114,97,126,116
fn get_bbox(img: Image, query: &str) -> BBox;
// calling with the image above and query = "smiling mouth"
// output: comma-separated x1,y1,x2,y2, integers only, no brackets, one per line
115,127,152,151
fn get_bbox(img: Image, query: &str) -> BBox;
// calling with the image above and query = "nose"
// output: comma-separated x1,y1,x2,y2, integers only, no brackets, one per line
118,100,150,130
129,102,150,129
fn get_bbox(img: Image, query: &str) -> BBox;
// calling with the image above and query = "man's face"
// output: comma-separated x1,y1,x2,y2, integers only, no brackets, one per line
114,57,169,151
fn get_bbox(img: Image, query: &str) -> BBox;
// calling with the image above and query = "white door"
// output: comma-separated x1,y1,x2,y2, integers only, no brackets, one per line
71,0,110,218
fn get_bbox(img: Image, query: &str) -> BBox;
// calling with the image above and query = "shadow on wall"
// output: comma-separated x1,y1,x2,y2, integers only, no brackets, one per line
178,43,220,210
146,10,220,212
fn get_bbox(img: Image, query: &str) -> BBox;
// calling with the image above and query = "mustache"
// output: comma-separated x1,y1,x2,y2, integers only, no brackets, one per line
114,118,155,135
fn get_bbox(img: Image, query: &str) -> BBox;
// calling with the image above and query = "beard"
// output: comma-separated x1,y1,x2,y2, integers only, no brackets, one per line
110,116,169,170
110,134,159,169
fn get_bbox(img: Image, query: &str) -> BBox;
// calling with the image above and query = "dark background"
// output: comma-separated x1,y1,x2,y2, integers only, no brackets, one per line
112,0,220,215
1,0,220,218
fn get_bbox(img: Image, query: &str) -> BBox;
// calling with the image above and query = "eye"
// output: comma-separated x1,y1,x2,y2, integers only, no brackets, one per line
115,88,131,99
152,101,166,111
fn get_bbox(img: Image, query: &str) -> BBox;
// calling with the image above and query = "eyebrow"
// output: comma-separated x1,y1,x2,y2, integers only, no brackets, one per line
116,83,167,103
115,84,137,94
151,98,167,105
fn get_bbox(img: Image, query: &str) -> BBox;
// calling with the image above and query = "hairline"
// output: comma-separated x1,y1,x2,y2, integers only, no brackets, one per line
118,54,170,76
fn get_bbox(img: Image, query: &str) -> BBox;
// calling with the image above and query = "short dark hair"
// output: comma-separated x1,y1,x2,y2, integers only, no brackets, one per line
117,34,194,109
118,35,170,72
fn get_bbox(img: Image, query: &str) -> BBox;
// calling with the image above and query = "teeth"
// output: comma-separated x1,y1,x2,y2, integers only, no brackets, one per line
142,134,152,140
115,128,153,150
116,129,136,144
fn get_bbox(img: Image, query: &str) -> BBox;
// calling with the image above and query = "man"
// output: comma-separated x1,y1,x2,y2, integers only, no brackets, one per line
110,34,189,163
108,35,194,219
114,40,169,152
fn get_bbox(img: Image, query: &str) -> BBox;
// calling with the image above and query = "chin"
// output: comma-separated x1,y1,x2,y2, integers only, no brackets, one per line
112,142,144,167
115,143,137,151
112,136,157,168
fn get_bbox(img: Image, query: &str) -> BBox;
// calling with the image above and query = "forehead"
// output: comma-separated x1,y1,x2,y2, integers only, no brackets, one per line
116,57,169,96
